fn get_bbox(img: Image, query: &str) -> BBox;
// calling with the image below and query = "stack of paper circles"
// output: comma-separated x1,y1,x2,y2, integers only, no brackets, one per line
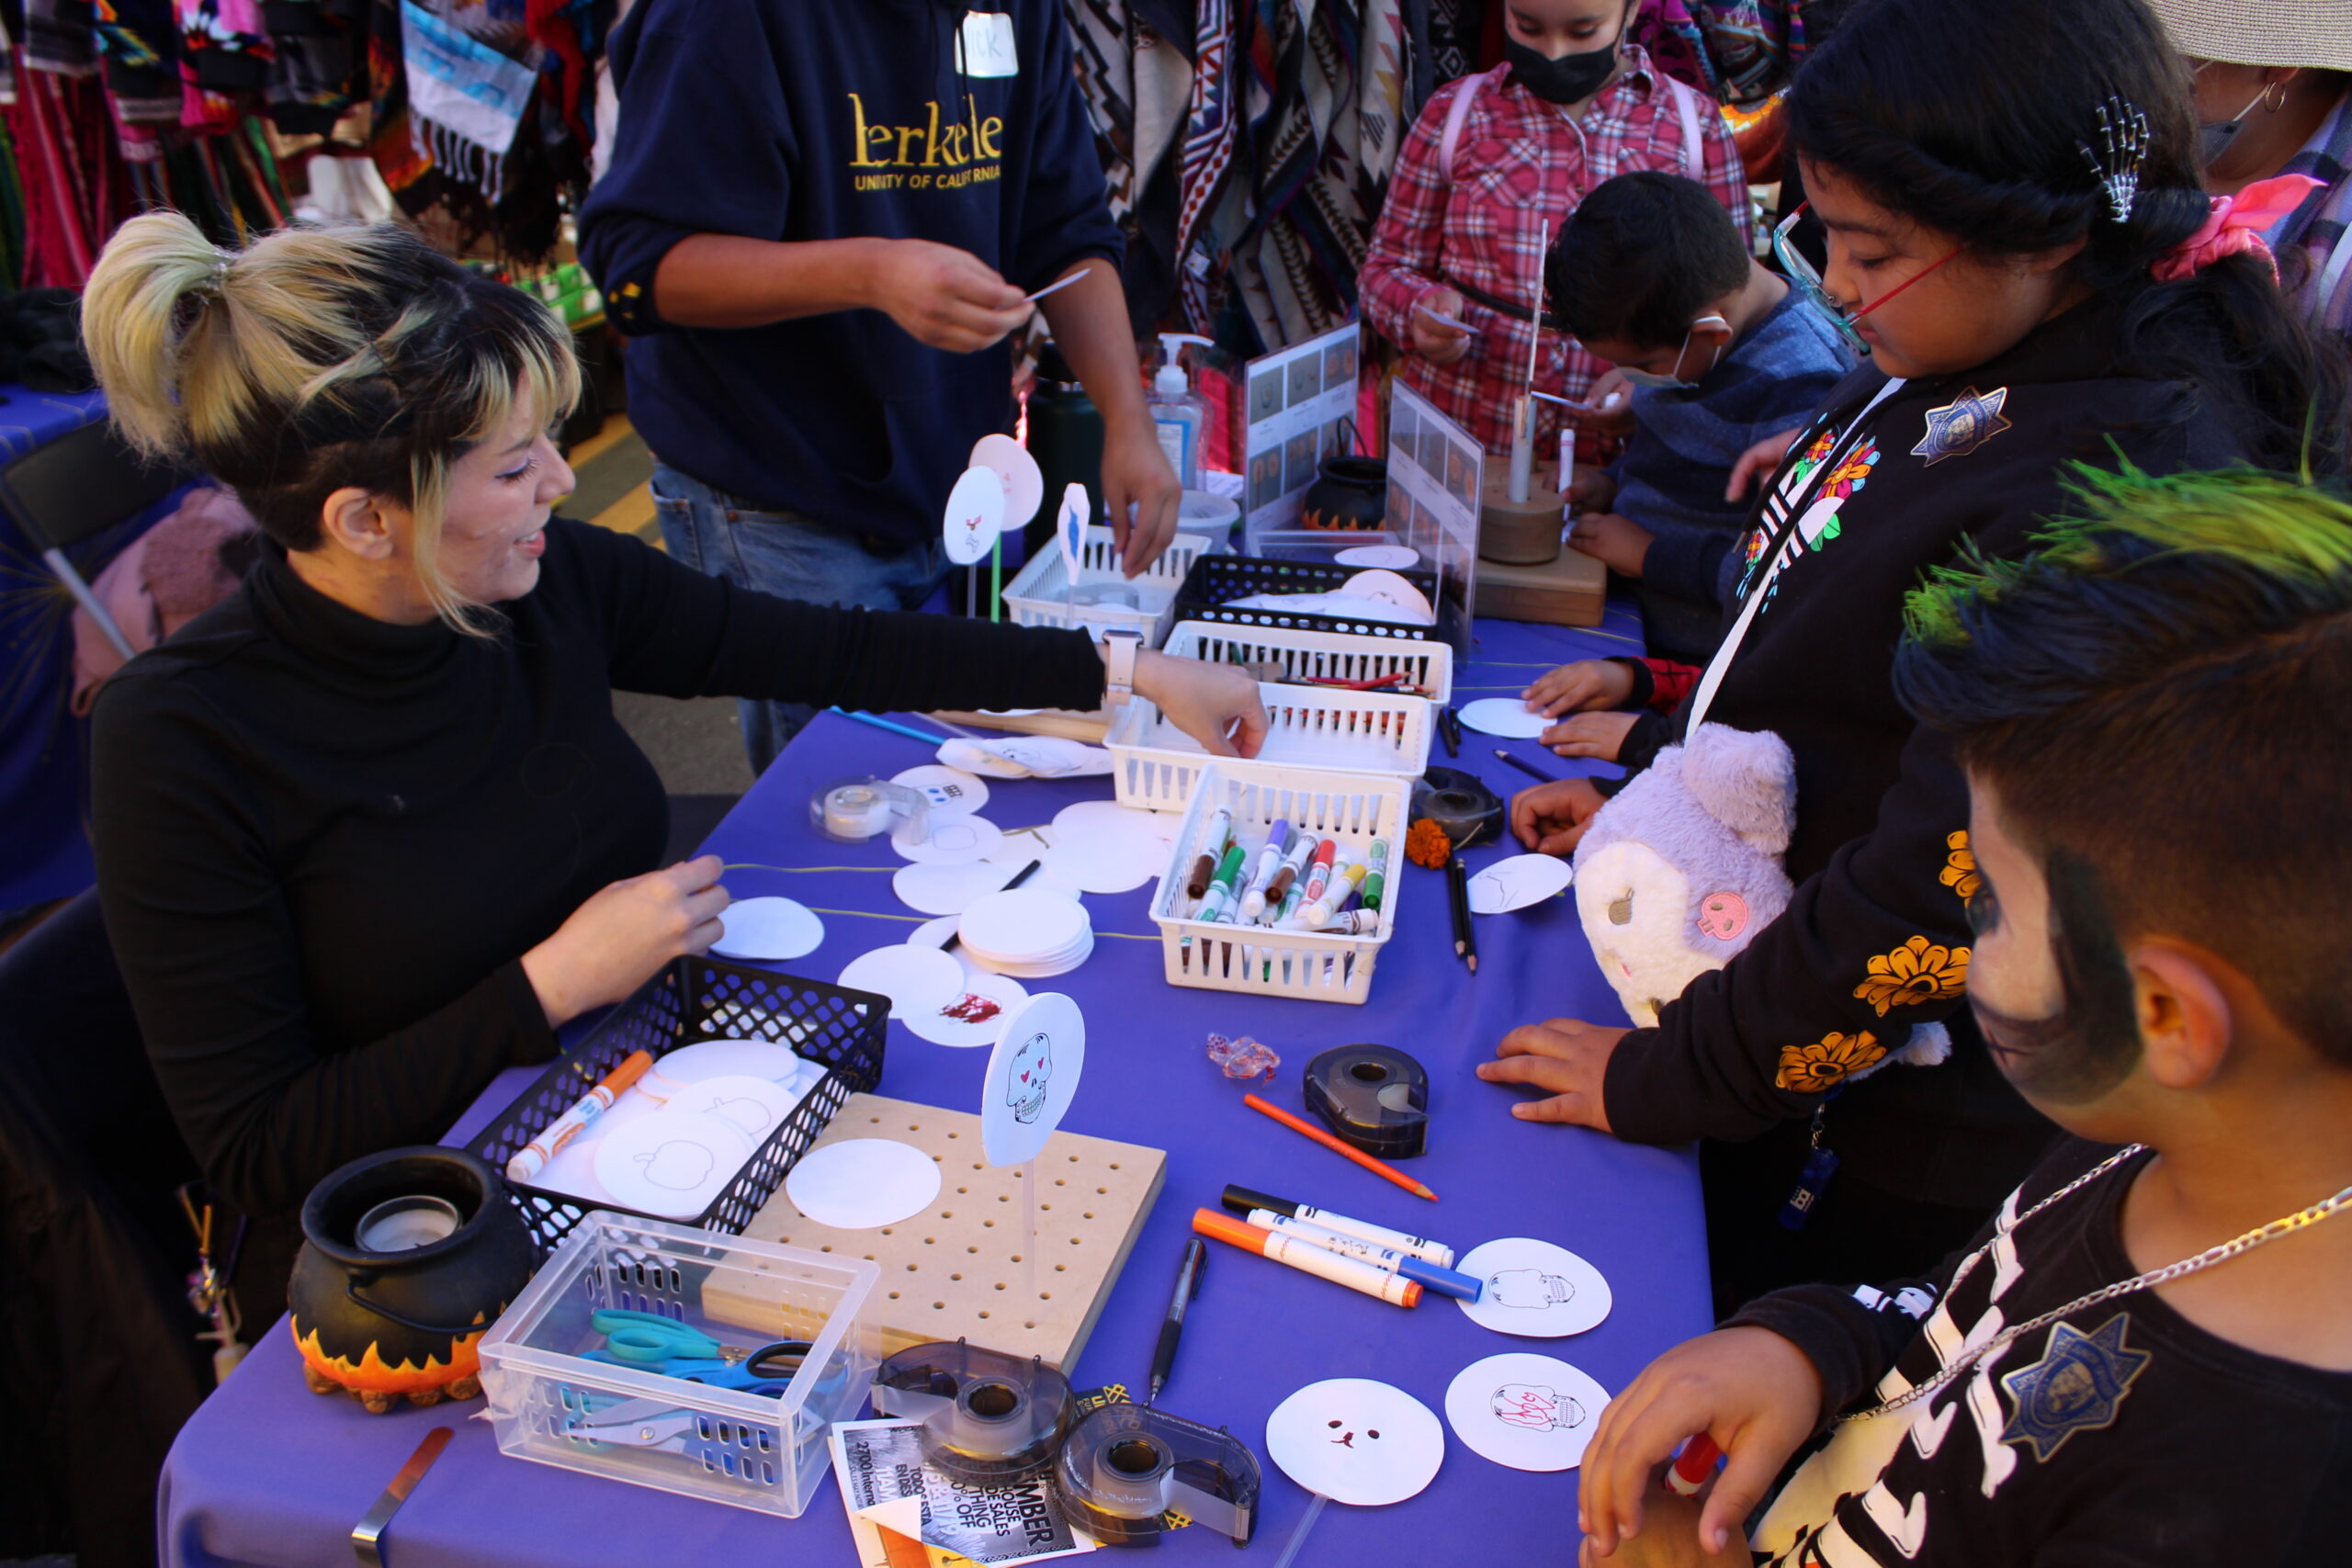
956,887,1094,977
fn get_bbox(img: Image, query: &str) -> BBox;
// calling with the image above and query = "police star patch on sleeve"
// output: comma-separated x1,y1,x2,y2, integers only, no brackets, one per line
1997,1314,2153,1462
1912,385,2013,465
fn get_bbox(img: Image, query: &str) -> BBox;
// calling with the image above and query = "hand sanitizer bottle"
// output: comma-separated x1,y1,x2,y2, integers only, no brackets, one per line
1147,332,1214,490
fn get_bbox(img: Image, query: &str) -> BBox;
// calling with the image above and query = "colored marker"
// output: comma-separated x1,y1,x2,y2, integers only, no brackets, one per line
1236,821,1294,923
506,1050,654,1182
1187,807,1235,899
1668,1434,1723,1497
1242,1092,1438,1201
1360,838,1391,911
1311,909,1380,935
1195,843,1250,924
1219,1186,1454,1266
1242,1210,1482,1301
1295,852,1369,929
1257,833,1318,924
1192,1210,1420,1308
1295,839,1340,910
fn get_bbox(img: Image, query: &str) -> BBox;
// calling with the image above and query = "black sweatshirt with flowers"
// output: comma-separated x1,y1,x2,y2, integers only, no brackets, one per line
1596,293,2242,1212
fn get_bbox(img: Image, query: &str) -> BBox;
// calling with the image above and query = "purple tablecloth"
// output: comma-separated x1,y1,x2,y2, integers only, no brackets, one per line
159,606,1710,1568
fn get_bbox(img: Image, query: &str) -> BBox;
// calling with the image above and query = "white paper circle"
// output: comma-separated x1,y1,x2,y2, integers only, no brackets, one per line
1457,697,1554,739
893,861,1015,916
1467,854,1576,915
1444,1353,1611,1472
944,466,1006,567
644,1039,805,1093
980,991,1084,1167
891,764,989,818
1265,1379,1445,1506
893,814,1006,865
1041,802,1170,894
709,896,825,960
970,432,1045,529
594,1110,755,1221
958,888,1091,961
838,943,967,1021
1340,569,1435,624
1455,1238,1613,1337
663,1074,798,1144
905,969,1032,1048
1335,545,1419,570
785,1139,942,1229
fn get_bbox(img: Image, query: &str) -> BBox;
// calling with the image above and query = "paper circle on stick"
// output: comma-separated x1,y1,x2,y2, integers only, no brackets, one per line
893,813,1006,865
970,433,1044,529
1445,1353,1611,1472
980,991,1085,1167
1335,545,1419,570
666,1074,798,1143
1340,569,1434,625
594,1111,754,1221
1467,855,1575,915
892,763,989,818
944,466,1006,567
893,861,1014,917
1056,483,1091,579
838,943,966,1021
1265,1379,1444,1506
1455,1238,1613,1337
709,896,825,960
1457,697,1554,739
906,969,1031,1048
785,1139,942,1229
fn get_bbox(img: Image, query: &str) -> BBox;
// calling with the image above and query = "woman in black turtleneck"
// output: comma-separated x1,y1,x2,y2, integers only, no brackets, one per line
76,215,1265,1315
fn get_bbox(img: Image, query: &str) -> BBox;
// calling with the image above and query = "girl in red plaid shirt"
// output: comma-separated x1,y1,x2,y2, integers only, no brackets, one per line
1360,0,1752,456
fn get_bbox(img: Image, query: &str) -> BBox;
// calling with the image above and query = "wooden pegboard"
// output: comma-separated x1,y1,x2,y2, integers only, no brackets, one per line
706,1094,1166,1371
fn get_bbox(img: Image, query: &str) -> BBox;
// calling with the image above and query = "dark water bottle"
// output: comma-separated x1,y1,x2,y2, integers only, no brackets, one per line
1023,339,1104,554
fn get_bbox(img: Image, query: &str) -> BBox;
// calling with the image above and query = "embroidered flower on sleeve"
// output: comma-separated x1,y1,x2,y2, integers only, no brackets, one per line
1939,830,1981,902
1775,1031,1886,1092
1852,935,1970,1016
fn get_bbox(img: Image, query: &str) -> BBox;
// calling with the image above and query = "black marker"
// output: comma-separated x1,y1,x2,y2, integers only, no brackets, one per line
1148,1237,1207,1405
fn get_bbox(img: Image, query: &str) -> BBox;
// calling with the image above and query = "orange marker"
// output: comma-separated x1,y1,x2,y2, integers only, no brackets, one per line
1192,1210,1421,1307
1241,1092,1438,1201
505,1050,655,1182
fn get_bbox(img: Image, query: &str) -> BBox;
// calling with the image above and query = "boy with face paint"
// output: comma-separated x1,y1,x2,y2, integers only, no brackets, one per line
1358,0,1753,457
1567,468,2352,1568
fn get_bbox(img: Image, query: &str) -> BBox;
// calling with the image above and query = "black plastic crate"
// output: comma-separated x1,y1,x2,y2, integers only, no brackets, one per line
467,955,888,1252
1170,553,1468,653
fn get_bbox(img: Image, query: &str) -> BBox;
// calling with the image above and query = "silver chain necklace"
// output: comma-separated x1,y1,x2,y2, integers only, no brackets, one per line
1847,1145,2352,1421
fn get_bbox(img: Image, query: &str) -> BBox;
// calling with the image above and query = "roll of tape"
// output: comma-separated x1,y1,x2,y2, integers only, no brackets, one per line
810,776,932,845
870,1341,1073,1483
1050,1403,1261,1547
1412,766,1503,850
1305,1044,1430,1159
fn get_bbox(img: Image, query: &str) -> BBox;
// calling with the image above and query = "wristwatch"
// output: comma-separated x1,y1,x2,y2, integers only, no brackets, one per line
1101,629,1143,707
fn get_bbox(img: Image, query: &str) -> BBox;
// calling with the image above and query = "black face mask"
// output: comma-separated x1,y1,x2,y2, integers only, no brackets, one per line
1505,35,1620,106
1967,850,2143,1107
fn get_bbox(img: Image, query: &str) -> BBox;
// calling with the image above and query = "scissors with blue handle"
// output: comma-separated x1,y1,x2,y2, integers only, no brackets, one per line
584,1308,812,1393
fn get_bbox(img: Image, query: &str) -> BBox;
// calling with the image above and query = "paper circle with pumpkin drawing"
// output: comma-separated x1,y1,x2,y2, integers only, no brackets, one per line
979,991,1085,1167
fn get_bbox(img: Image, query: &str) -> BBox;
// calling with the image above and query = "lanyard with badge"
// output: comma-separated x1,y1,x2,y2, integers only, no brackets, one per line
956,9,1019,77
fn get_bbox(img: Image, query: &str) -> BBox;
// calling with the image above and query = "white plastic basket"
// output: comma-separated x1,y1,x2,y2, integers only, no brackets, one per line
1104,680,1432,813
1159,619,1454,704
479,1213,879,1518
1000,525,1217,645
1148,761,1409,1005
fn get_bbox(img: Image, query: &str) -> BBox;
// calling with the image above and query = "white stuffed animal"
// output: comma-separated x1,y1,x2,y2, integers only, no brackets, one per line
1572,724,1948,1069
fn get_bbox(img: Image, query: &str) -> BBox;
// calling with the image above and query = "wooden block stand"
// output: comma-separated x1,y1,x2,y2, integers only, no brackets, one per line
1474,547,1608,627
708,1094,1166,1372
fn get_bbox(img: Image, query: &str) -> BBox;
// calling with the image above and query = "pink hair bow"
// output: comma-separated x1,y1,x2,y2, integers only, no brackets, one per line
2151,174,2325,283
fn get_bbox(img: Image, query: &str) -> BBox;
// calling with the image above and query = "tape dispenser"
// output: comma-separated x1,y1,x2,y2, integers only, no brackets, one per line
1304,1044,1430,1159
1050,1403,1261,1548
809,775,931,845
871,1339,1073,1483
1412,765,1503,851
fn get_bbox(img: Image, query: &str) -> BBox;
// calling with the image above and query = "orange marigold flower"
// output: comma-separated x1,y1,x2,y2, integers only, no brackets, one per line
1775,1031,1885,1092
1939,829,1981,902
1405,818,1453,869
1852,934,1969,1016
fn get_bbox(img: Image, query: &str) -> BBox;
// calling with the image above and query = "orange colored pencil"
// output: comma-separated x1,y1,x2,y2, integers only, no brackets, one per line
1242,1092,1438,1201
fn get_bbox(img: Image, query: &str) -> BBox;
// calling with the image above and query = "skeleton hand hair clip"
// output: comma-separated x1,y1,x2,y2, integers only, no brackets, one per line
2078,96,2150,224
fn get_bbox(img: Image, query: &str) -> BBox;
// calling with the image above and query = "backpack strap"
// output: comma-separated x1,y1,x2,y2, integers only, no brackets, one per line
1436,65,1506,185
1664,73,1707,177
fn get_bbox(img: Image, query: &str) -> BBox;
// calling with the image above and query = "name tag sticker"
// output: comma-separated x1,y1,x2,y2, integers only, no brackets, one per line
958,10,1018,77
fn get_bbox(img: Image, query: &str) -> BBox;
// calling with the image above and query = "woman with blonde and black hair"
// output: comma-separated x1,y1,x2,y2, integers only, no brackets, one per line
75,214,1264,1318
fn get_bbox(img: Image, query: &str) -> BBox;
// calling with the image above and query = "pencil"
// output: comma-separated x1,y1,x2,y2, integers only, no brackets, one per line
1447,856,1477,974
1493,748,1561,785
1242,1092,1439,1201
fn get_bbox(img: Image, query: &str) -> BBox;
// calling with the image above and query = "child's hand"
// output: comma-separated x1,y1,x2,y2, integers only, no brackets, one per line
1410,287,1474,365
1578,1326,1825,1561
1543,711,1638,762
1565,462,1617,511
1567,512,1655,577
1510,775,1610,855
1558,368,1637,437
1725,425,1806,502
1523,659,1636,718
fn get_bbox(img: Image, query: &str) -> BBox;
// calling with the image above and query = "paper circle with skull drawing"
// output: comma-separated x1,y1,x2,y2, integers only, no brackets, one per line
1454,1237,1612,1337
980,991,1085,1167
1444,1352,1611,1472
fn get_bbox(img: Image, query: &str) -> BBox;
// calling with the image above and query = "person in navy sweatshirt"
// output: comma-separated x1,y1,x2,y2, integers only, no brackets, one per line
580,0,1177,770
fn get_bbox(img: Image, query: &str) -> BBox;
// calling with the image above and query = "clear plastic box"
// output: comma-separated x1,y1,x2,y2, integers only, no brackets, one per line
1148,760,1411,1004
1000,525,1218,646
477,1213,880,1517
